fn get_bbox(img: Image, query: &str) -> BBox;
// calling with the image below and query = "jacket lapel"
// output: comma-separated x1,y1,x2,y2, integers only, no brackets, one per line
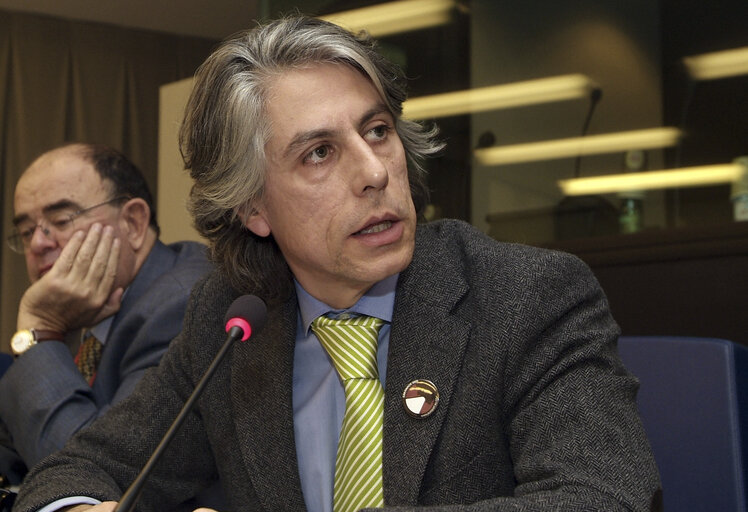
382,226,471,505
230,297,307,510
93,241,176,399
109,240,175,335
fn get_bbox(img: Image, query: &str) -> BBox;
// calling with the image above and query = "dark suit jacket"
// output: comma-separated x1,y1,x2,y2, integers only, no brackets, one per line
14,220,661,511
0,240,211,482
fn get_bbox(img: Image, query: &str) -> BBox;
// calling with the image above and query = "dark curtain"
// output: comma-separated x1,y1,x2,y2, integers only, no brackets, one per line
0,9,217,352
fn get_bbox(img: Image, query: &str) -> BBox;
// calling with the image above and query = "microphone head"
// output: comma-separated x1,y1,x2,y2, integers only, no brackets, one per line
224,295,267,341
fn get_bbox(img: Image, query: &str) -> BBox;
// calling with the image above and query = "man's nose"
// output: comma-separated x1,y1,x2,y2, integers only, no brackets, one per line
351,140,389,194
28,224,58,253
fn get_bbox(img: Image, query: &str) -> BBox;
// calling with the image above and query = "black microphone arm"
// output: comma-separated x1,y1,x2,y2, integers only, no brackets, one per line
115,295,267,512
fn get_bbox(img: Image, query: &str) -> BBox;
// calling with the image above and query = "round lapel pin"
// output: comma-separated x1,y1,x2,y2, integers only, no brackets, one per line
402,379,439,418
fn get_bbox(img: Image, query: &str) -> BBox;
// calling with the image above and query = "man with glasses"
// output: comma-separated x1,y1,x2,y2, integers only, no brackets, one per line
0,143,211,486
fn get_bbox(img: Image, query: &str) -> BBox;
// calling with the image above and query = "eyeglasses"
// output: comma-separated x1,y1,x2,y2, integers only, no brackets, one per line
6,196,130,254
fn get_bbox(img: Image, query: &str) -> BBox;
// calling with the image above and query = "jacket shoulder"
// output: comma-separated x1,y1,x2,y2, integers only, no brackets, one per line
414,219,591,283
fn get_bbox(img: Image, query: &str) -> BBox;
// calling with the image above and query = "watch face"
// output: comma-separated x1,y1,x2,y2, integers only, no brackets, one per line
11,330,34,355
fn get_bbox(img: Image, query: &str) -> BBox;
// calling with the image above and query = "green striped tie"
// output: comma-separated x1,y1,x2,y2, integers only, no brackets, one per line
311,314,385,512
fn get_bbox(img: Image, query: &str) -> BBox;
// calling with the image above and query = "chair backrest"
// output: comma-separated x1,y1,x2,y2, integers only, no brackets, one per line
618,336,748,512
0,354,12,380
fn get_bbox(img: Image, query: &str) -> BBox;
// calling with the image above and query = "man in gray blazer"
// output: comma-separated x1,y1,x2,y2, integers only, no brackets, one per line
14,16,661,512
0,143,211,485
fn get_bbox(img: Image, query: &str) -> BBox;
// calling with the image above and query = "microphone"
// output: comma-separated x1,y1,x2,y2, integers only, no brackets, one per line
115,295,267,512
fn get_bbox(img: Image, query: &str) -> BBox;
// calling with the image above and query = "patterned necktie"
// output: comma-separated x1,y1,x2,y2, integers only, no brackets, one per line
75,330,103,385
311,314,385,512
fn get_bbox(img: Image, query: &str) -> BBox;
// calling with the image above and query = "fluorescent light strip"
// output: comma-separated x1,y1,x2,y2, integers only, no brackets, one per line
684,46,748,80
558,163,746,196
402,74,596,120
474,127,682,166
320,0,456,38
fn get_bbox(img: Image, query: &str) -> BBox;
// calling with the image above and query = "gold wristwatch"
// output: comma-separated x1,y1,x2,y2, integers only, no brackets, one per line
10,329,64,356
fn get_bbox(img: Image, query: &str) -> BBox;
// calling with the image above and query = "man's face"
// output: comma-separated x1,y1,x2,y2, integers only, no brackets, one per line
244,63,416,308
13,150,131,284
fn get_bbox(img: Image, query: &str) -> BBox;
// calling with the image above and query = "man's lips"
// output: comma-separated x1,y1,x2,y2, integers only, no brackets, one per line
38,264,54,277
351,217,405,247
354,220,393,236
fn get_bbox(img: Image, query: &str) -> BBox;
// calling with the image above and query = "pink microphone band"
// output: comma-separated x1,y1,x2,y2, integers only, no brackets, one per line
225,317,252,341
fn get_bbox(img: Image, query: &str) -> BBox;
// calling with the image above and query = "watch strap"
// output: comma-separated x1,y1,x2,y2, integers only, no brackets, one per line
31,329,65,342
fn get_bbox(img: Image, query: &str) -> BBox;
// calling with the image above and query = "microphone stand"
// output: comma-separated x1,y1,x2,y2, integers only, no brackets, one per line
114,325,243,512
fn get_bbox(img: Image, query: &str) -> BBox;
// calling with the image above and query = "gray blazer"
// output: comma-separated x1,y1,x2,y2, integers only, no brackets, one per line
14,220,661,511
0,240,211,481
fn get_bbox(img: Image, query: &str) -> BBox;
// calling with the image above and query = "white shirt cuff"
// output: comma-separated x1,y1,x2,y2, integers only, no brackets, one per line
37,496,101,512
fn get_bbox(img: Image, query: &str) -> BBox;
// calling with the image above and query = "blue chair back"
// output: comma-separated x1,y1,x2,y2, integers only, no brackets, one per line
0,354,12,379
619,336,748,512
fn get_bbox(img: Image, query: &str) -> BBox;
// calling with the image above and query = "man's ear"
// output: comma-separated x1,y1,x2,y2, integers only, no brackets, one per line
118,198,151,250
238,203,272,237
246,214,272,237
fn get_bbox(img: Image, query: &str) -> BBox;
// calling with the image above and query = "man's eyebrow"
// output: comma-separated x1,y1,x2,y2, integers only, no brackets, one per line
282,103,393,159
12,200,81,226
359,104,391,126
283,128,336,159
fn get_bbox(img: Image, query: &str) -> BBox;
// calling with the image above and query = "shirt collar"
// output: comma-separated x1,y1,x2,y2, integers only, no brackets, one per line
88,315,113,345
296,273,399,335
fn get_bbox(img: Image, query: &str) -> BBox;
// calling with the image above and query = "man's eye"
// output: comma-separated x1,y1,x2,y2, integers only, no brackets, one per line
306,145,331,164
367,124,390,141
18,228,35,240
49,216,73,230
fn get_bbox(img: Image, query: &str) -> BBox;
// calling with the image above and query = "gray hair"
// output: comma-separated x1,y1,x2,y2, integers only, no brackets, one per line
180,15,443,303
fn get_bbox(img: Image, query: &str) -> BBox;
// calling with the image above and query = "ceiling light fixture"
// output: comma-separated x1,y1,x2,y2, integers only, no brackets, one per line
401,74,596,120
684,46,748,80
558,163,746,196
474,127,682,166
320,0,457,38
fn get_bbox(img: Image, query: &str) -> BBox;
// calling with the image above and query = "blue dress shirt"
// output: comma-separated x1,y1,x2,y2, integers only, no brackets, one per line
293,274,397,512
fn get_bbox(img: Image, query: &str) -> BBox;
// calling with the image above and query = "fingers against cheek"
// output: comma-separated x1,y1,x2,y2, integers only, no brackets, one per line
74,224,105,279
51,229,87,275
106,237,121,284
86,226,117,284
